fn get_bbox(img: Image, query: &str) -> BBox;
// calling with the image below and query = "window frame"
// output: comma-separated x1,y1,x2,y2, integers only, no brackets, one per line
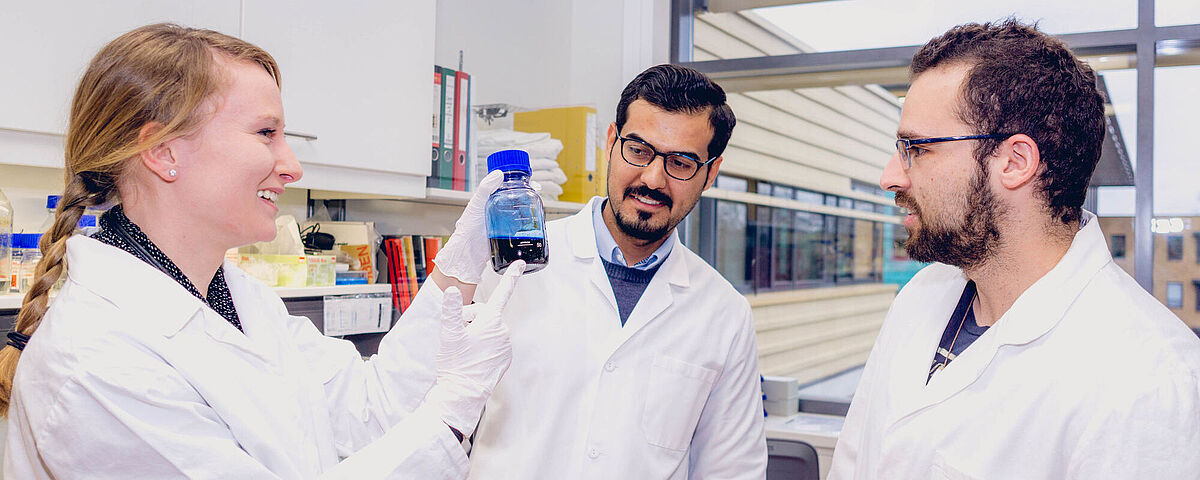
1194,280,1200,312
1167,235,1184,261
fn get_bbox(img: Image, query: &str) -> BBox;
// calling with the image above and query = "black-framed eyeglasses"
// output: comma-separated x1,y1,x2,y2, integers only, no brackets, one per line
895,134,1011,169
615,135,716,181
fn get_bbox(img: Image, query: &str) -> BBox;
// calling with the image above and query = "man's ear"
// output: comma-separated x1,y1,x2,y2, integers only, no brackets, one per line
605,122,619,153
137,122,178,182
997,134,1039,191
703,156,723,191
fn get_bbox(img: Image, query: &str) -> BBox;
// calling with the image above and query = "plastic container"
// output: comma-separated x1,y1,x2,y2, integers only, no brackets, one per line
40,195,98,233
39,195,58,233
10,234,36,293
15,233,43,294
484,150,548,273
237,254,308,288
9,233,28,292
306,255,336,287
335,270,368,285
0,188,11,293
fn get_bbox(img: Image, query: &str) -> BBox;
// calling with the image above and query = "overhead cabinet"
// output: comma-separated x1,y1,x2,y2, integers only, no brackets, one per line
242,0,437,198
1,1,437,198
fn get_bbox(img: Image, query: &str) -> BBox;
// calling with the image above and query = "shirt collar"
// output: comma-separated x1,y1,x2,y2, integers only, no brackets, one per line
592,198,675,270
65,235,206,337
91,206,242,331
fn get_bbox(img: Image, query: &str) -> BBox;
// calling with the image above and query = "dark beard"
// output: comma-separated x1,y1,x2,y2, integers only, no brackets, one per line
902,165,1003,270
609,186,674,242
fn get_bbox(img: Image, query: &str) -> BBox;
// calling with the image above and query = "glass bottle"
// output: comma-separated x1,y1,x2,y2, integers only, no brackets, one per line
484,149,548,273
0,188,12,293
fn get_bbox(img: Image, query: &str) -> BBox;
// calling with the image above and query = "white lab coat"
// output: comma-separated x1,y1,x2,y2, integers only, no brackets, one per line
466,197,767,479
4,235,467,479
830,211,1200,479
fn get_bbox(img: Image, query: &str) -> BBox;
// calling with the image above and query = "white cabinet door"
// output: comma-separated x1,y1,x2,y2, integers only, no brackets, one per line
241,1,436,198
0,1,240,167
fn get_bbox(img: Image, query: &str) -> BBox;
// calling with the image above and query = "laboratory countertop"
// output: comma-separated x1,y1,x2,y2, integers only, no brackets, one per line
0,283,393,311
766,412,844,449
767,412,845,480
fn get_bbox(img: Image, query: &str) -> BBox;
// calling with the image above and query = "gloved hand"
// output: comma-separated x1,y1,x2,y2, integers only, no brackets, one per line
426,260,526,437
434,170,542,285
433,170,503,285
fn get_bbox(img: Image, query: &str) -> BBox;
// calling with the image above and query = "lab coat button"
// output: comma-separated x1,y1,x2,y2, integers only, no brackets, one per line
588,447,600,459
604,362,616,372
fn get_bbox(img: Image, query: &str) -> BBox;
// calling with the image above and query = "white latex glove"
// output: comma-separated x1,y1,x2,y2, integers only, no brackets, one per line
427,260,526,437
435,170,541,284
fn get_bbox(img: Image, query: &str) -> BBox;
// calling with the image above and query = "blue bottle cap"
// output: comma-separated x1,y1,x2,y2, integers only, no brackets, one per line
487,149,532,174
46,195,60,209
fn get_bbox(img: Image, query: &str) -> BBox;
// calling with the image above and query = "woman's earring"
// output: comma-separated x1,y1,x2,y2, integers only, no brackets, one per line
168,169,177,178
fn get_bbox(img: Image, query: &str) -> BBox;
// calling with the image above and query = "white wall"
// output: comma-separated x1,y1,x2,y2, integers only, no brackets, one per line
433,0,671,132
0,165,66,233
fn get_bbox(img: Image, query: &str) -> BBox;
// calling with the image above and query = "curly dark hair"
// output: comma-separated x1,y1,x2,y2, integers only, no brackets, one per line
615,64,736,160
911,19,1106,226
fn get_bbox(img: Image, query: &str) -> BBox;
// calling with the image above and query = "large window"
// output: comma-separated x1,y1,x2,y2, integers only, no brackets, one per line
715,200,749,291
833,215,855,281
715,175,749,192
711,187,895,292
772,207,796,286
793,211,827,285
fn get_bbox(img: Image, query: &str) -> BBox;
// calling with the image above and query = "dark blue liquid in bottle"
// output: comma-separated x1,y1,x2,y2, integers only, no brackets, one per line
485,150,548,273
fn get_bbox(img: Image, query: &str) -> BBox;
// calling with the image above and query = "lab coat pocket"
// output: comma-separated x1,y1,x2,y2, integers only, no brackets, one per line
930,452,981,480
642,355,718,451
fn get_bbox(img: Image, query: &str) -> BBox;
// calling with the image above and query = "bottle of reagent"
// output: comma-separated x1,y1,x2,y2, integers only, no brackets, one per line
485,149,548,274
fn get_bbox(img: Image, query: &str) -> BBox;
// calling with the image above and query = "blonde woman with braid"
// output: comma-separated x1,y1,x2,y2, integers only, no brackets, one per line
1,24,525,478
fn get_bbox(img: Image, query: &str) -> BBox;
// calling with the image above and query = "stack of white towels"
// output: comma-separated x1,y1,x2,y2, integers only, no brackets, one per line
476,129,568,201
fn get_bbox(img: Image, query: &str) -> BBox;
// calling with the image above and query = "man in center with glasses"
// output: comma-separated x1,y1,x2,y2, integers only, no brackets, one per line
830,20,1200,479
465,64,767,479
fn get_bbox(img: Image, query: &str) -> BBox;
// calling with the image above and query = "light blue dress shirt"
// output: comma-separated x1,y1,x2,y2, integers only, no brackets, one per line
592,198,675,270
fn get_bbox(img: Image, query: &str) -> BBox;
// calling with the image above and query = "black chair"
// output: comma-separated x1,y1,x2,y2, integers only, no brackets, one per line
766,438,819,480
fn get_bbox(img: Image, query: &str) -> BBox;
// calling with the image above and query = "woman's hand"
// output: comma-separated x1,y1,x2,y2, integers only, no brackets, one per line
431,170,504,287
426,260,525,438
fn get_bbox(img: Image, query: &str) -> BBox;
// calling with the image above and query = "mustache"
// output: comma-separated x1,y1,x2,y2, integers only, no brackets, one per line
625,185,673,208
894,192,918,214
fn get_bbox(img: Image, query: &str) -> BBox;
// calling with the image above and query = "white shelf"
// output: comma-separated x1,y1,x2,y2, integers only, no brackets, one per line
0,294,22,311
274,283,392,298
310,187,587,215
0,284,395,310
